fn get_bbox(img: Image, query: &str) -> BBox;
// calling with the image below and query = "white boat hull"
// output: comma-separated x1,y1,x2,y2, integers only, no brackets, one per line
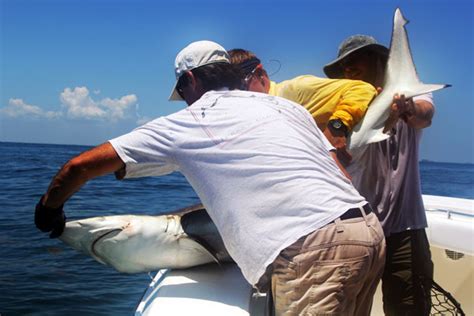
135,194,474,316
135,264,264,316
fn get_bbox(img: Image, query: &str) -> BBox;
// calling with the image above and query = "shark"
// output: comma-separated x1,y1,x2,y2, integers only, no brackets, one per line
59,205,231,273
347,8,450,151
58,8,450,274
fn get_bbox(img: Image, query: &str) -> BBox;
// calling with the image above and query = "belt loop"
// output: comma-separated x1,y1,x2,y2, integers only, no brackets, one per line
334,218,344,233
360,205,371,227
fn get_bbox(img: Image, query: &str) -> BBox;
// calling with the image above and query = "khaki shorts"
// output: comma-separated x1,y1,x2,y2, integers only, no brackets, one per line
268,208,386,316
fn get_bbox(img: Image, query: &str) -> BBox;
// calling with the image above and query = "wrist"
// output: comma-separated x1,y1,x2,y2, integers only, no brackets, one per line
327,119,348,137
38,195,63,211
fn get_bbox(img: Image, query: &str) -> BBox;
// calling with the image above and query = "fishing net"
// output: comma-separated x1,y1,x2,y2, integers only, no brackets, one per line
421,276,466,316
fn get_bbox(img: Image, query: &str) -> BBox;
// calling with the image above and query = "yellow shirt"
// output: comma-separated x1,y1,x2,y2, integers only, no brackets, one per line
268,75,377,131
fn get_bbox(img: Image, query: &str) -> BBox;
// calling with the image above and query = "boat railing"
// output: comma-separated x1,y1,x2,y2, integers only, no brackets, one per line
135,269,169,316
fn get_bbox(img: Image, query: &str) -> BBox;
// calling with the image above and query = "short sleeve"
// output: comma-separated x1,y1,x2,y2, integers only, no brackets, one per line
109,117,178,178
413,92,434,105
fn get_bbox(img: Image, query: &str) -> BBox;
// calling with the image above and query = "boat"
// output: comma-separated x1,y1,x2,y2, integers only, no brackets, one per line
134,194,474,316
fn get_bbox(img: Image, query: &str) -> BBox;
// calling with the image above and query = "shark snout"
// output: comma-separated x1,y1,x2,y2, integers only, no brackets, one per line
59,217,130,258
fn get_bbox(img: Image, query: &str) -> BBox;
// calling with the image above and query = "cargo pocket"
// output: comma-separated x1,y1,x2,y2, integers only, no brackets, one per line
301,254,371,314
272,253,300,312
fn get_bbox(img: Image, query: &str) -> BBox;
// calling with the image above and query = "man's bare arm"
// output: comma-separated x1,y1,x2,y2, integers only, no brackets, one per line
329,150,352,180
384,94,434,133
324,128,352,165
403,99,434,129
42,142,125,208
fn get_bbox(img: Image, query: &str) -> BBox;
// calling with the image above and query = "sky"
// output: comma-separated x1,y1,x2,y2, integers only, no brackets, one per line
1,0,473,164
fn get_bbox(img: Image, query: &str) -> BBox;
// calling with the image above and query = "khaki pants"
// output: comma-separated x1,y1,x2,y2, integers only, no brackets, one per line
270,210,386,316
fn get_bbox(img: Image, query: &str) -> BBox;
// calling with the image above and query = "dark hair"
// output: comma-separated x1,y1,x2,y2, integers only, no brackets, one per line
179,62,243,93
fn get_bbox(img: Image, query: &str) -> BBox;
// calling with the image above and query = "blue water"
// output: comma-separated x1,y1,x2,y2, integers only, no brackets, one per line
0,142,473,315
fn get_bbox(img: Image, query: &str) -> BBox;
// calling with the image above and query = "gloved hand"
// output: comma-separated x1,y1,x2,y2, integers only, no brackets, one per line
35,196,66,238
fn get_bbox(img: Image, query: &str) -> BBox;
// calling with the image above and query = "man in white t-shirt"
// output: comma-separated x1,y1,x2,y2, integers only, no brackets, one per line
35,40,385,315
324,34,435,316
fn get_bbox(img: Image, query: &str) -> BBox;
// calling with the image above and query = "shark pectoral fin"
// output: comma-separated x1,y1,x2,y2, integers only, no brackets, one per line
369,131,391,144
405,83,451,99
348,128,390,150
176,234,219,268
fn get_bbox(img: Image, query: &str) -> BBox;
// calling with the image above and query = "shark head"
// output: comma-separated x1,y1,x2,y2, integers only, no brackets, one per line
59,214,217,273
59,215,152,265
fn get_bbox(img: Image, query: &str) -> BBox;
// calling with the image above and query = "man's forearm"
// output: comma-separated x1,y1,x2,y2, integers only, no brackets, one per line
42,142,125,208
404,99,435,129
329,151,351,180
43,159,90,208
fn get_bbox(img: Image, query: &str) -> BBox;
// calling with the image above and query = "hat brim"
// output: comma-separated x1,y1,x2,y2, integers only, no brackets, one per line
323,44,389,79
168,80,183,101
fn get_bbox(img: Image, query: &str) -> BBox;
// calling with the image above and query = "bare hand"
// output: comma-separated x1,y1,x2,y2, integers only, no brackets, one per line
383,94,415,133
323,128,352,165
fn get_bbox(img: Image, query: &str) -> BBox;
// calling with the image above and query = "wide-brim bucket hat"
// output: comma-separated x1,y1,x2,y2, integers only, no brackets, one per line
324,34,389,79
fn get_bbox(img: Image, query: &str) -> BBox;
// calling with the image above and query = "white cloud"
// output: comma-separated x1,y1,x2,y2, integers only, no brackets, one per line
1,87,138,122
60,87,106,119
101,94,138,121
0,98,62,119
60,86,138,121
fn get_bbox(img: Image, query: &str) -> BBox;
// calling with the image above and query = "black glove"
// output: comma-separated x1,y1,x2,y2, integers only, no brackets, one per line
35,196,66,238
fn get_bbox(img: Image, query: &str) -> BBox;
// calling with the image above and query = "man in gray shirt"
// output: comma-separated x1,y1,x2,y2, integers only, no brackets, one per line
324,34,435,315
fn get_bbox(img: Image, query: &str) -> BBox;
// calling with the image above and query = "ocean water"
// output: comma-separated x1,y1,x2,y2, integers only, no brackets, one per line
0,141,473,315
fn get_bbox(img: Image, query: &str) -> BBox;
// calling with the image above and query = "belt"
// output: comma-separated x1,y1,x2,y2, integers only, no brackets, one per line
339,203,372,221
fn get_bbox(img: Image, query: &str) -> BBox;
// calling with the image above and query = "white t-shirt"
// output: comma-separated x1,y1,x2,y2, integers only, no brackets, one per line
110,89,367,285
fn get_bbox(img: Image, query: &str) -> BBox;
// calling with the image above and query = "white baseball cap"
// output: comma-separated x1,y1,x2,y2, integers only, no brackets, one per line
169,40,230,101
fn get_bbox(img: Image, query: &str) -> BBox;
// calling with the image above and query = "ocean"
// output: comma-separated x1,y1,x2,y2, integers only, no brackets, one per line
0,141,473,315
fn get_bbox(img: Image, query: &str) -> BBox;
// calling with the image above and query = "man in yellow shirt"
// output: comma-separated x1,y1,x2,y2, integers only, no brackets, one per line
229,49,377,164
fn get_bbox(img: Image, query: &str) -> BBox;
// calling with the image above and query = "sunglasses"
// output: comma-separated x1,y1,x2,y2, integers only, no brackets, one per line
176,74,188,99
243,64,263,88
343,50,377,67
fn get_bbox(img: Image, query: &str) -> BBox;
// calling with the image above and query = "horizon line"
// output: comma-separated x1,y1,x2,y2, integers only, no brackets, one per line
1,140,472,166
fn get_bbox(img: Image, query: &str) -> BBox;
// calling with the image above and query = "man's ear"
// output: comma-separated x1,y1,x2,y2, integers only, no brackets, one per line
181,70,205,105
186,71,198,90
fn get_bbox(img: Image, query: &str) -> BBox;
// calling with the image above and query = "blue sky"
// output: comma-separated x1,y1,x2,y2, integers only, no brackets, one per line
1,0,473,163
